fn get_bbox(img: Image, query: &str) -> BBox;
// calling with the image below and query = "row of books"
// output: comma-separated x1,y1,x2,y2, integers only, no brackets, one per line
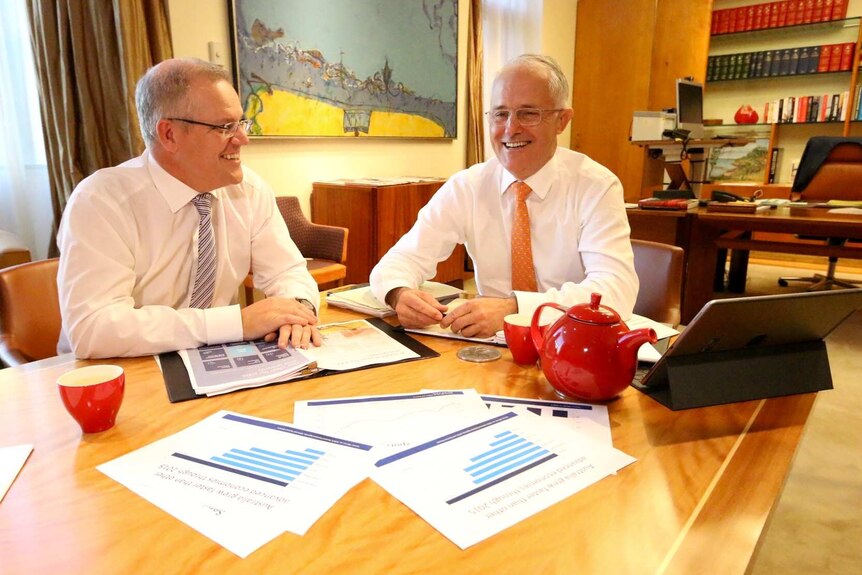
761,91,850,123
851,83,862,120
707,42,854,82
712,0,849,35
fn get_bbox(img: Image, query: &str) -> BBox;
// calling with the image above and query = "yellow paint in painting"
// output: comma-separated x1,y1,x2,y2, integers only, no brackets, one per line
248,89,443,137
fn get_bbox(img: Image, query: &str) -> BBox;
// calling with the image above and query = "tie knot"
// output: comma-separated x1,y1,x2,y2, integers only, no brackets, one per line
191,194,212,216
511,181,532,202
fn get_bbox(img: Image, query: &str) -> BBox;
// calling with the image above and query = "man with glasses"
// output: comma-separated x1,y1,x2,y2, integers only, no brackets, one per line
370,54,638,338
57,58,321,358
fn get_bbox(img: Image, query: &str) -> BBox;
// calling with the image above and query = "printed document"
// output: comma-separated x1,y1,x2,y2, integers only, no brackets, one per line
0,444,33,503
372,410,635,549
98,411,373,558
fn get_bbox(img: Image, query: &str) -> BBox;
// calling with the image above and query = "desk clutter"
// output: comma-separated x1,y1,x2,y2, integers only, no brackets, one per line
97,391,632,556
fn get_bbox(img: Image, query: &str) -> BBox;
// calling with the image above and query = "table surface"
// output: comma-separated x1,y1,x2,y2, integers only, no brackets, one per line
0,304,821,575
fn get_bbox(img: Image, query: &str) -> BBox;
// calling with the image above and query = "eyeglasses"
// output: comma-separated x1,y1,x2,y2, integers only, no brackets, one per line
485,108,563,127
167,118,253,137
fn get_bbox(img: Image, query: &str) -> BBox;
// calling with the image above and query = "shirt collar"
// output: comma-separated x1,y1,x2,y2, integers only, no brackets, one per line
146,151,218,213
498,152,558,200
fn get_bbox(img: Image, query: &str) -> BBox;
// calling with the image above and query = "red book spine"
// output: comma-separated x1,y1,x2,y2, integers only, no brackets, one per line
719,8,730,33
829,43,843,71
769,1,781,27
755,4,765,28
832,0,848,19
763,3,773,28
777,0,789,26
802,0,815,23
840,42,854,71
813,0,825,21
745,5,755,30
818,44,833,72
711,9,719,35
823,0,835,21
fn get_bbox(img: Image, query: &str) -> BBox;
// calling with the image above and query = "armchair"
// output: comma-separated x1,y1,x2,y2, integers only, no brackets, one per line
0,258,61,366
631,239,685,327
245,196,348,303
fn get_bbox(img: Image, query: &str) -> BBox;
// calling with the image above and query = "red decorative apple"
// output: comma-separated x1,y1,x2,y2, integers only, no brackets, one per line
734,104,759,124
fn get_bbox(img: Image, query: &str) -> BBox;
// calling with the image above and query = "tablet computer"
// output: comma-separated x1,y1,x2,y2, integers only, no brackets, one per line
632,288,862,409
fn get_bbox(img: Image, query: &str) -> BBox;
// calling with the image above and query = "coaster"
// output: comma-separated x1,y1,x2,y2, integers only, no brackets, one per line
457,346,502,363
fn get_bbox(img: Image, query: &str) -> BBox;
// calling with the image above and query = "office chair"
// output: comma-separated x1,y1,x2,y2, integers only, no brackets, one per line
245,196,349,304
0,258,61,367
778,137,862,291
631,239,685,327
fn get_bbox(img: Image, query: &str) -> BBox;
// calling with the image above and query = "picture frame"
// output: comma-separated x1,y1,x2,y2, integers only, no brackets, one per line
707,138,770,183
228,0,458,139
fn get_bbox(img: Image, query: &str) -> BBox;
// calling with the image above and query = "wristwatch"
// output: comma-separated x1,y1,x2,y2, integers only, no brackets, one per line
295,298,316,313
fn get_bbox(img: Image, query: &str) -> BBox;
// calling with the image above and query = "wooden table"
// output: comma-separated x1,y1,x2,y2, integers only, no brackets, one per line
0,304,821,574
629,206,862,323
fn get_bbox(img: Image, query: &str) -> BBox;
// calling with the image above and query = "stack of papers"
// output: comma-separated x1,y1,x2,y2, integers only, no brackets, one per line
99,390,635,556
326,281,462,317
177,320,420,396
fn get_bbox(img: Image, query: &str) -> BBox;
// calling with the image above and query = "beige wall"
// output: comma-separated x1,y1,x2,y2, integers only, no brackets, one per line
167,0,578,211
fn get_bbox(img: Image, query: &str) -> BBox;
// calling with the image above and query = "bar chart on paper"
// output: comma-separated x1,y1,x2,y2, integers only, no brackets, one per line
172,446,325,487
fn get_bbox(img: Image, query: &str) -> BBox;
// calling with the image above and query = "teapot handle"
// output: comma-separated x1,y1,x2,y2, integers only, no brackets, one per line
531,302,568,354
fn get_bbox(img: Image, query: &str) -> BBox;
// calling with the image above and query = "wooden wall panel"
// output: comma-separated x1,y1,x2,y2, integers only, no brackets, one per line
571,0,713,201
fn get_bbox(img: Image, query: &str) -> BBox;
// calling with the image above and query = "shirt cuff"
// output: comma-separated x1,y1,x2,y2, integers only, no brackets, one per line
204,304,244,345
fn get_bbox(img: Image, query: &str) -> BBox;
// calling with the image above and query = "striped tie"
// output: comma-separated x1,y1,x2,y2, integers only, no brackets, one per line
189,194,216,309
510,181,538,292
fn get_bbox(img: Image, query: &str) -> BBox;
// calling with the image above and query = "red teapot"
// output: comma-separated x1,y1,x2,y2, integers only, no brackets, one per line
530,293,657,402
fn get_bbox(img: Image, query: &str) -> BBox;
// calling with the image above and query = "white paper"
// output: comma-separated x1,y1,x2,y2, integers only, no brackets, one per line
327,282,461,317
293,390,490,453
627,314,679,363
98,411,373,557
372,411,635,549
301,320,418,371
479,394,613,448
0,444,33,503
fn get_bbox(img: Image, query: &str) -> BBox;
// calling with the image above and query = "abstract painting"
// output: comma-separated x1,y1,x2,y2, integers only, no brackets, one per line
229,0,458,138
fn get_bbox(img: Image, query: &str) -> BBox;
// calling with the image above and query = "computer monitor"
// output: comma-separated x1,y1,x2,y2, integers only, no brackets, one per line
675,78,704,140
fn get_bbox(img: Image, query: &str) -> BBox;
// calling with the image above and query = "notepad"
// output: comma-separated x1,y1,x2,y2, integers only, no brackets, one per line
326,282,462,317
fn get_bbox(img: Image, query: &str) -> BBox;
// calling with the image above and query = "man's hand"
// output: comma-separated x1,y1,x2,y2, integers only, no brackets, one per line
241,297,321,349
387,287,448,328
439,296,518,338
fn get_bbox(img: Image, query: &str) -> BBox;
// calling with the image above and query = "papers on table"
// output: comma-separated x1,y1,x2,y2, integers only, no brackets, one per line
405,299,506,344
177,320,419,396
0,444,33,503
372,410,635,549
627,314,680,363
326,281,462,317
98,411,373,558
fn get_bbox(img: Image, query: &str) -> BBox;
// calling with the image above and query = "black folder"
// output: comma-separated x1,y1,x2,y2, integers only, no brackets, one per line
159,318,439,403
632,288,862,410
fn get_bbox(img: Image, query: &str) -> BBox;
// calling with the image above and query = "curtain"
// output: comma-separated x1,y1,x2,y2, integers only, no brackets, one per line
0,0,50,259
26,0,173,257
481,0,542,161
465,0,485,166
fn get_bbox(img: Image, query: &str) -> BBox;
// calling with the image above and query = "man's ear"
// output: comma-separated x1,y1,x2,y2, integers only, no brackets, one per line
156,119,179,152
556,108,574,134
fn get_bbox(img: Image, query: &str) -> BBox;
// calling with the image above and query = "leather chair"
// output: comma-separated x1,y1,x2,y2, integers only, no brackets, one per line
631,239,685,327
245,196,349,303
778,137,862,290
0,258,61,367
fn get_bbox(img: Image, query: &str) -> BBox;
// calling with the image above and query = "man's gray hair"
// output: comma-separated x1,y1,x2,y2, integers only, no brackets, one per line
496,54,570,109
135,58,232,147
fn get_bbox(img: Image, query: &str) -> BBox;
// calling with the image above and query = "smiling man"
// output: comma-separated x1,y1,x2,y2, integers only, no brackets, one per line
370,54,638,338
57,58,321,359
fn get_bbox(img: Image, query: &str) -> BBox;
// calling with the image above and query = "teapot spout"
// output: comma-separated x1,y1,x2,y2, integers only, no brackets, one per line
617,327,658,364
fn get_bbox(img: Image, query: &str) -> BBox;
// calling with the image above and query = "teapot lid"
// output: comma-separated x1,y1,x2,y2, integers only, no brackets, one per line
566,293,620,325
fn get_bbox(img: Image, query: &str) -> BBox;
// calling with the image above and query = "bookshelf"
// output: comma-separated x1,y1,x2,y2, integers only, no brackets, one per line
704,0,862,185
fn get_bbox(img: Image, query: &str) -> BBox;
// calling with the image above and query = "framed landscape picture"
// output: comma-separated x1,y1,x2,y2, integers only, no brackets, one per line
707,138,770,183
228,0,458,138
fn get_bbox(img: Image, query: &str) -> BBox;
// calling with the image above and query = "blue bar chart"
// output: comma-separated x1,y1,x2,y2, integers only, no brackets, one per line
173,446,325,487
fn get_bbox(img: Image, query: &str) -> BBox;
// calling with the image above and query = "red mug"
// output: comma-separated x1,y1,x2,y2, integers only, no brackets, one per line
504,313,540,366
57,365,125,433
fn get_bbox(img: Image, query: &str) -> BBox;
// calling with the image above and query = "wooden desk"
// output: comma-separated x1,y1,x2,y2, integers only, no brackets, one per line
0,303,822,574
629,206,862,323
311,180,466,286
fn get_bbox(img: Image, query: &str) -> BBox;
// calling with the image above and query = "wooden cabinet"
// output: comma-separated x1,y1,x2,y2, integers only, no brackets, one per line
310,180,466,286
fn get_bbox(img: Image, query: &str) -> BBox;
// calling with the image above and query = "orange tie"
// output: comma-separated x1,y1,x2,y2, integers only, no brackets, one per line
510,181,538,292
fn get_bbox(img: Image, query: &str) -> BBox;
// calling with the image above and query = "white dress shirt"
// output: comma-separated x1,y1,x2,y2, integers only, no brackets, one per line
57,152,319,358
370,147,638,319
